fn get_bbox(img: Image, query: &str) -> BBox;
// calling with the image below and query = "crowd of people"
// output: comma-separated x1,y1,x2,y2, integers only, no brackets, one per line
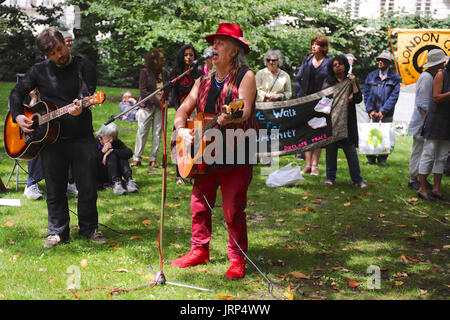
5,23,449,279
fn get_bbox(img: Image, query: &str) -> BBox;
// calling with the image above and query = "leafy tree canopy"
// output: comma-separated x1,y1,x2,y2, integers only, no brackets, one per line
1,0,448,87
70,0,329,85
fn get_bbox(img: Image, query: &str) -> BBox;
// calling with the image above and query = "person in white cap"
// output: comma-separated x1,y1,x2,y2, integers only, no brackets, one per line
407,49,448,192
363,49,401,166
417,49,450,201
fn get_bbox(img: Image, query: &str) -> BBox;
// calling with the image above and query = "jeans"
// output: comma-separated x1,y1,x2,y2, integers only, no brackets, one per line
326,140,363,184
40,137,99,240
27,155,44,187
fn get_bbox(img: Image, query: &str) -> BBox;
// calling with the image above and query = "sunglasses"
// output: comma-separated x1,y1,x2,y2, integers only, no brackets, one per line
266,59,278,62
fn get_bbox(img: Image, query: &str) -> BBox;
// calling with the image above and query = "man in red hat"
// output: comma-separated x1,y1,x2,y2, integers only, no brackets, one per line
171,23,258,279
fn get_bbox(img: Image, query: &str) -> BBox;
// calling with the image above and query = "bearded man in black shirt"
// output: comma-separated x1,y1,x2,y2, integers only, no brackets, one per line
9,28,107,248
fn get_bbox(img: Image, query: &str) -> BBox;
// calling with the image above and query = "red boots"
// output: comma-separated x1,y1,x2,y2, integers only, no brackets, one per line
225,258,246,280
171,247,246,279
171,247,210,268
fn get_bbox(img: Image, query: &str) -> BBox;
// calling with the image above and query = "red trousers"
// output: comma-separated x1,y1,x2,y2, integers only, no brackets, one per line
190,165,253,260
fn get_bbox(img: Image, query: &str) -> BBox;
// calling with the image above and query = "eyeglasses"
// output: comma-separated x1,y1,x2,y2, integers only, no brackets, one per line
332,62,343,67
266,59,278,62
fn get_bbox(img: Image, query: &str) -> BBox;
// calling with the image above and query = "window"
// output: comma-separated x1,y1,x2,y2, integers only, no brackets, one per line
346,0,352,16
424,0,431,13
354,0,360,18
380,0,386,13
415,0,422,12
388,0,395,11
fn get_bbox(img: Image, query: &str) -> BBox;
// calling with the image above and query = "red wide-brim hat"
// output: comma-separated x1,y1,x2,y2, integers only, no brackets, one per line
205,23,250,54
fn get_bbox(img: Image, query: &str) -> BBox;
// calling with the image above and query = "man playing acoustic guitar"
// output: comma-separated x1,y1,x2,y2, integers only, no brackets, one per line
8,28,107,248
172,23,258,279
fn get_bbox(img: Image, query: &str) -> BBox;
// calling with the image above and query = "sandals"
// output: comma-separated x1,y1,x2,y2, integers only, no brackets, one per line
130,160,141,167
302,166,311,174
150,161,159,168
431,192,450,201
417,192,434,201
302,165,319,175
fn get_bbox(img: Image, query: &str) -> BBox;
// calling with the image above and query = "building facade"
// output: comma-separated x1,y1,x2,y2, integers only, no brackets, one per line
3,0,80,34
330,0,449,19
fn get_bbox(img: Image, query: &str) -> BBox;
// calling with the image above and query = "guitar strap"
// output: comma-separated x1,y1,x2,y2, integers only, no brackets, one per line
224,68,240,105
268,70,281,93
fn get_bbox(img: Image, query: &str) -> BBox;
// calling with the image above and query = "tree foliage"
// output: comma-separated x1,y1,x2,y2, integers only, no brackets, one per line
0,2,64,81
70,0,327,87
1,0,449,87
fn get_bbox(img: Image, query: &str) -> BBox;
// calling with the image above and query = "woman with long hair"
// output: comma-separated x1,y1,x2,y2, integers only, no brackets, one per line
131,48,169,168
171,23,258,279
169,44,203,184
322,55,367,188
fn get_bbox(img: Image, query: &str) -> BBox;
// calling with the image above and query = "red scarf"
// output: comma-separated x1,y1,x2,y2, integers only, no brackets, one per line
196,69,258,132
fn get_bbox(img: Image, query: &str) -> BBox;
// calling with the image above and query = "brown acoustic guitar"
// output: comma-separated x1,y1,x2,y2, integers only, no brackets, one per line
176,99,244,178
4,91,105,160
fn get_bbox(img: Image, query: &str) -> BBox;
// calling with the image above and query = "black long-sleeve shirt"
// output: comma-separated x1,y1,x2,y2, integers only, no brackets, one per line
97,138,133,162
9,56,97,139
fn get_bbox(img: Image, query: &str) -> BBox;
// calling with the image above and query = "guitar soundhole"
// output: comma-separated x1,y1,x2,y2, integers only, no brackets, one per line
31,114,39,129
190,143,195,159
25,117,47,144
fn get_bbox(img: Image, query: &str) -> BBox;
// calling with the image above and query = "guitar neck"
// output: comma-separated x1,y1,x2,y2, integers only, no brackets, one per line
201,109,243,134
38,99,90,125
203,117,218,134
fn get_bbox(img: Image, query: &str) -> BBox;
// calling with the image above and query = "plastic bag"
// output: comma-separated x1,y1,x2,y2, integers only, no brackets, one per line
358,120,395,155
266,162,305,187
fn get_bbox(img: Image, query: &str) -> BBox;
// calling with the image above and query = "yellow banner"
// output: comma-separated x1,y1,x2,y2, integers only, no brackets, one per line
396,29,450,85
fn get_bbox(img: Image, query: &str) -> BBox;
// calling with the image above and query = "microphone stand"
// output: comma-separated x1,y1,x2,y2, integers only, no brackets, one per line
104,54,211,126
106,61,214,295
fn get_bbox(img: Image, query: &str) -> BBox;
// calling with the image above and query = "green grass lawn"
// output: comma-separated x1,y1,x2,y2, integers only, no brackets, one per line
0,81,448,300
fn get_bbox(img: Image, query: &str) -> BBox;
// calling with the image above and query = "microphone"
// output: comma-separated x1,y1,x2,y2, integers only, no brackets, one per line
191,52,213,66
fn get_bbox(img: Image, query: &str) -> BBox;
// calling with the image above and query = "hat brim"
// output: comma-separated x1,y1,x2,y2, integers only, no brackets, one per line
423,56,449,69
205,33,250,54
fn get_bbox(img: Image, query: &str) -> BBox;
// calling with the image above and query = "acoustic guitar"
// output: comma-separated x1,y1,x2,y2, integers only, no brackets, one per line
4,92,105,160
176,99,244,178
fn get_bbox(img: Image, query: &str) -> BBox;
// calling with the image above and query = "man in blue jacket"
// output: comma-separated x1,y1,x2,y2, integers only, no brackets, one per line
363,50,401,166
